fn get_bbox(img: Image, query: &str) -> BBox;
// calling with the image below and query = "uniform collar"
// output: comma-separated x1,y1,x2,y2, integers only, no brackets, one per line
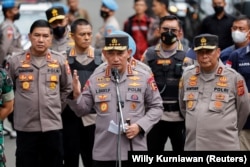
104,63,134,82
194,60,225,76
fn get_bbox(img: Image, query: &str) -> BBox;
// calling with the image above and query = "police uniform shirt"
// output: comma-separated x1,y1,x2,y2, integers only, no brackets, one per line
179,60,250,150
67,63,163,161
7,50,72,132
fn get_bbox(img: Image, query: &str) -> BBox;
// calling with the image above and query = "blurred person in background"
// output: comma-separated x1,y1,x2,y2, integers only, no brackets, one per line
94,0,120,49
63,18,102,167
67,0,90,25
148,0,170,46
0,0,23,139
124,0,154,61
46,6,74,57
198,0,235,50
220,15,250,64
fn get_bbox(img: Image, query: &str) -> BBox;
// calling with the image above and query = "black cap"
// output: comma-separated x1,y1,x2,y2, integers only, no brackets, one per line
45,6,65,23
194,34,218,51
103,34,128,51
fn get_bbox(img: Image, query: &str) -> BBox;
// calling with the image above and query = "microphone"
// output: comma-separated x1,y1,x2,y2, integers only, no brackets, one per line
111,68,120,83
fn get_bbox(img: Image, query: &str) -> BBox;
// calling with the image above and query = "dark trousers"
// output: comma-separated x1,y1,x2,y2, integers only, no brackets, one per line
93,160,128,167
62,106,95,167
147,120,185,151
16,130,63,167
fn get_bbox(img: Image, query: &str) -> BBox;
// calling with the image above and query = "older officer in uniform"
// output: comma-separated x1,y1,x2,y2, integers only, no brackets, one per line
6,20,72,167
67,34,163,167
46,6,74,57
0,67,14,167
179,34,250,150
94,0,120,49
0,0,22,66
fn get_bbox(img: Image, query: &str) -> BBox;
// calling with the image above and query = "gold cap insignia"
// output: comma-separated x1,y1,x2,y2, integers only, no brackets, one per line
52,9,58,17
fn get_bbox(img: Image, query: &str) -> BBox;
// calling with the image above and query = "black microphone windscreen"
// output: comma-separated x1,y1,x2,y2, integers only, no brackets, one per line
111,68,120,80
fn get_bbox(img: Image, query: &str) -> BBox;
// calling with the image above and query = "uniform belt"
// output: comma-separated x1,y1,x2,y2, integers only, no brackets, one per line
163,101,179,112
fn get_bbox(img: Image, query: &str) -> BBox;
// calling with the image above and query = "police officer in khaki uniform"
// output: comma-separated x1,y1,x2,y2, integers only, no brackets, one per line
0,0,22,66
46,6,74,57
179,34,250,150
67,34,163,167
6,20,72,167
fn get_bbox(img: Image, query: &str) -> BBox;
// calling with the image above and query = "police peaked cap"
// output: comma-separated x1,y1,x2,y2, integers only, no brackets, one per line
194,34,219,51
110,30,136,57
46,6,65,23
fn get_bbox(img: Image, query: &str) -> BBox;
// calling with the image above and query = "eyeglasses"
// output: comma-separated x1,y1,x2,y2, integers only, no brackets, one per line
160,27,180,33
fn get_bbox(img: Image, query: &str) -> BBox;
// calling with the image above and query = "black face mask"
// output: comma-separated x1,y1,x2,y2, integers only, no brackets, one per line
52,26,66,38
161,31,177,45
100,10,109,19
13,13,20,21
213,6,224,15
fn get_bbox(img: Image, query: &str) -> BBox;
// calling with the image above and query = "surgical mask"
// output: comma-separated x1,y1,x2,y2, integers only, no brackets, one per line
52,26,66,38
161,31,177,45
100,10,109,19
232,30,249,43
213,6,224,15
13,13,20,21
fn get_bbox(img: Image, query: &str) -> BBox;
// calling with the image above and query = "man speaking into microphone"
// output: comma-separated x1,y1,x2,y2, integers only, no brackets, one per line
67,34,163,167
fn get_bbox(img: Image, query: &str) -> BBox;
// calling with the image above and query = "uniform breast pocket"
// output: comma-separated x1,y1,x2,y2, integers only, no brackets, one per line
126,92,142,112
208,92,229,113
94,94,111,114
18,74,34,93
183,92,199,111
46,74,59,95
